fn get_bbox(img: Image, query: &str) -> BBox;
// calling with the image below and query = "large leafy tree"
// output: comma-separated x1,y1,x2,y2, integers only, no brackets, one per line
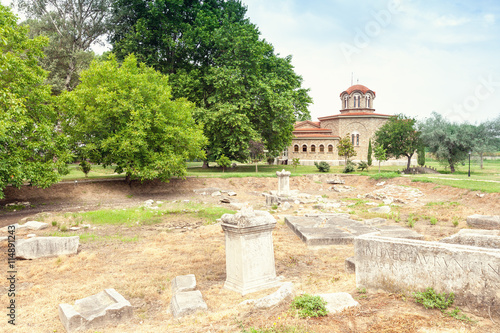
374,114,421,170
0,5,71,198
59,54,207,182
15,0,110,92
419,112,474,173
108,0,312,164
337,134,357,165
469,117,500,169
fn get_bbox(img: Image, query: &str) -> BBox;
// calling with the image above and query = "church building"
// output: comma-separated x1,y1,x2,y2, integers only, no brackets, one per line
284,84,392,165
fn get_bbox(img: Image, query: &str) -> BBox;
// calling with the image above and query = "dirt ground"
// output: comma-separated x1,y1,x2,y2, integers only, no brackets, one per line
0,174,499,333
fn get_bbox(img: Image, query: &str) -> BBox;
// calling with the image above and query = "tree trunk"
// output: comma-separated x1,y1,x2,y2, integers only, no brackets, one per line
406,154,412,170
255,162,258,173
479,152,484,169
378,161,381,173
202,160,209,168
449,162,455,173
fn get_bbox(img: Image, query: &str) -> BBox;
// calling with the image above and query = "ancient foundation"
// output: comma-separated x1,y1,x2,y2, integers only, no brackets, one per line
355,235,500,317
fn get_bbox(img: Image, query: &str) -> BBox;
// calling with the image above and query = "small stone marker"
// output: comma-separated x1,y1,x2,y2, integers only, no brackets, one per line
276,169,291,196
355,234,500,317
16,236,79,259
172,274,197,294
170,290,208,318
59,288,132,333
466,214,500,230
315,292,359,314
440,229,500,249
221,207,279,295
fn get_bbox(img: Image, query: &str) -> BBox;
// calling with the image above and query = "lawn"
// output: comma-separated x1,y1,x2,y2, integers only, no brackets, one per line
60,157,500,193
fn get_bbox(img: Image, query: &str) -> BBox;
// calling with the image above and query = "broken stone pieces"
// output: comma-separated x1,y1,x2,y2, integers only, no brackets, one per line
172,274,197,294
315,292,359,314
171,290,208,318
59,288,132,333
466,214,500,230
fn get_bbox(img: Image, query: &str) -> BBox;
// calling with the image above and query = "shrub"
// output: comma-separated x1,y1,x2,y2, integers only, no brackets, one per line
79,160,92,177
357,161,368,171
314,161,330,173
291,294,328,318
430,217,437,225
291,158,300,171
343,160,356,173
216,155,231,172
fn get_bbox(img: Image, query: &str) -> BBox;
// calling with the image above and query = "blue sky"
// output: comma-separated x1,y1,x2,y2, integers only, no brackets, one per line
3,0,499,124
241,0,500,124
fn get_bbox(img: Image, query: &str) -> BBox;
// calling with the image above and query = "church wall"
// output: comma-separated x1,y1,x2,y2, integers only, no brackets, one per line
339,117,388,161
287,138,339,161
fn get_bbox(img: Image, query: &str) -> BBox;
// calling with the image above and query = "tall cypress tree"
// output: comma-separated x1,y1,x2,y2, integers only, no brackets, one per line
417,145,426,167
367,139,373,166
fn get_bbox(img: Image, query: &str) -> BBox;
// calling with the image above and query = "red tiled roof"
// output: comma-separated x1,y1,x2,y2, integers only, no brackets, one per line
294,128,332,132
340,84,376,97
294,120,321,128
318,112,391,120
294,134,340,138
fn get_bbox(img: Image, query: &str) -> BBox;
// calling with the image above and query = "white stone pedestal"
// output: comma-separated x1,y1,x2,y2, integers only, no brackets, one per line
221,208,279,295
276,169,291,196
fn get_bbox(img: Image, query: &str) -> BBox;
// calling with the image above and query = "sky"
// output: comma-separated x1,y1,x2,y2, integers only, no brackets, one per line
240,0,500,124
3,0,499,124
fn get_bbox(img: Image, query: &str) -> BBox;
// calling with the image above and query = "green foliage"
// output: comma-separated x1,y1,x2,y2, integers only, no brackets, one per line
109,0,312,162
367,139,373,166
79,161,92,177
343,160,356,173
417,145,426,167
337,134,357,164
314,161,330,173
452,216,459,227
59,54,206,182
16,0,109,93
430,217,437,225
375,114,421,170
357,161,369,171
407,214,415,228
414,288,454,310
419,112,474,173
0,5,71,199
216,155,231,172
369,172,400,180
291,158,301,171
291,294,328,318
373,144,388,173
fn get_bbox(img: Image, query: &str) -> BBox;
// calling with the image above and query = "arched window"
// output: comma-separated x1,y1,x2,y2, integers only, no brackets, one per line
311,145,316,152
366,95,371,108
302,144,307,152
319,144,324,152
328,144,333,153
351,134,355,145
344,96,348,109
294,145,299,152
356,134,360,146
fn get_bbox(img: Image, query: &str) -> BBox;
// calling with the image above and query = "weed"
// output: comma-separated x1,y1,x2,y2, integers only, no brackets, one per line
321,194,328,198
126,194,133,198
51,221,58,227
452,216,459,227
407,214,415,228
444,307,475,322
357,287,367,294
271,204,278,210
430,217,437,225
291,294,328,318
59,225,67,232
425,201,460,207
414,288,454,310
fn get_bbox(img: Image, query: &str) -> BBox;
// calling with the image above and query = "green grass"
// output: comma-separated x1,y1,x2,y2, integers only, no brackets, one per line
366,172,401,180
63,202,235,227
61,164,125,180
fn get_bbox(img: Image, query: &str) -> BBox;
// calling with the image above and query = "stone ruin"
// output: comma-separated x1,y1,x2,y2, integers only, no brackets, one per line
59,289,132,332
221,206,280,295
170,274,208,318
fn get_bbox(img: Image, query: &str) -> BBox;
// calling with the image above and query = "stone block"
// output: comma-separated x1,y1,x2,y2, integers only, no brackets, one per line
254,282,294,309
221,208,279,295
368,206,391,214
467,214,500,230
170,290,208,318
172,274,197,294
59,288,132,332
284,216,423,246
440,229,500,249
355,235,500,318
315,292,359,314
16,236,79,259
24,221,49,230
276,169,291,196
345,257,355,274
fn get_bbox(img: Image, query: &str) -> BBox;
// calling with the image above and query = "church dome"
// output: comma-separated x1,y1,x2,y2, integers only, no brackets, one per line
340,84,376,97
